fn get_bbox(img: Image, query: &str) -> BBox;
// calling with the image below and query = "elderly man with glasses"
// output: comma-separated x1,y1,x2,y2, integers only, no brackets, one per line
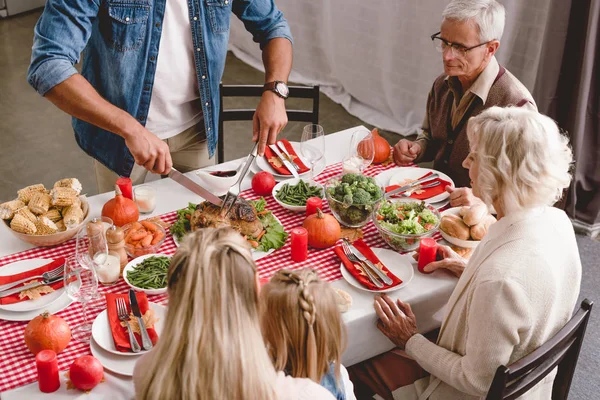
392,0,536,206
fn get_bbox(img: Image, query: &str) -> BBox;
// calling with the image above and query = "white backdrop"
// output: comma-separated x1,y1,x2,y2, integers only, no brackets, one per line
229,0,553,135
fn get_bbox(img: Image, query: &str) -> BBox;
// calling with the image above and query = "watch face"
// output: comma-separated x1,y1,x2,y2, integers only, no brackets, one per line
275,82,289,97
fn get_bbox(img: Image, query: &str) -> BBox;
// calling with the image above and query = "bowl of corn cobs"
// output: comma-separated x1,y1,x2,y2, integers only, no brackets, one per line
0,179,89,247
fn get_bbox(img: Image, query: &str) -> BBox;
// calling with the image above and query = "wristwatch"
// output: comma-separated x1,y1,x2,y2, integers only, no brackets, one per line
263,80,289,99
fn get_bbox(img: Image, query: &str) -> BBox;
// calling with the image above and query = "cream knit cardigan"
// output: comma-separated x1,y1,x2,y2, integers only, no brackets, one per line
401,206,582,400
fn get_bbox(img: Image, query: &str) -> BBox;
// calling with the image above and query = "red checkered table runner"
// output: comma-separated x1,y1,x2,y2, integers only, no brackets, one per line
0,162,442,392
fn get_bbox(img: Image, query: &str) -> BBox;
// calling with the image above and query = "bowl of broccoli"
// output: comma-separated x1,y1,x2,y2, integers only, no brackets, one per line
372,198,441,252
324,173,384,228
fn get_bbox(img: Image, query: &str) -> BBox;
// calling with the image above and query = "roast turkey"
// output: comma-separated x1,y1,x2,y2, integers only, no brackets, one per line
190,198,263,238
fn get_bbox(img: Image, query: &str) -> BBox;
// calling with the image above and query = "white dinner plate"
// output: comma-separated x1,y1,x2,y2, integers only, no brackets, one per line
375,167,455,204
251,151,327,182
90,337,140,377
439,207,480,249
173,214,284,262
340,247,415,293
0,259,67,312
91,302,167,357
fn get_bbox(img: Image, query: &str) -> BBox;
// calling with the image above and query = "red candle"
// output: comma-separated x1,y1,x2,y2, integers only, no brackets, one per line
290,227,308,262
116,177,133,200
306,197,323,216
36,350,60,393
418,238,437,274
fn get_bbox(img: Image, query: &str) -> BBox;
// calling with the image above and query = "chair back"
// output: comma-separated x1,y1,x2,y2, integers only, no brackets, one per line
217,84,320,163
486,299,593,400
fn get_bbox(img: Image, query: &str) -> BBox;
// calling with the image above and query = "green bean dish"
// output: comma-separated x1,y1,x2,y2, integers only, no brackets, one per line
127,256,170,289
275,180,323,206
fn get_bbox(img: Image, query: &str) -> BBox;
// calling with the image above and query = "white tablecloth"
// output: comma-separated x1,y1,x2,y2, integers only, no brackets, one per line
229,0,553,135
0,126,457,399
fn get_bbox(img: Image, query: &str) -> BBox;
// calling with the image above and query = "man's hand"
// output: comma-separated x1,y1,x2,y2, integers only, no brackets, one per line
446,186,482,207
393,139,422,166
125,127,172,175
253,91,288,156
413,244,466,277
374,295,418,349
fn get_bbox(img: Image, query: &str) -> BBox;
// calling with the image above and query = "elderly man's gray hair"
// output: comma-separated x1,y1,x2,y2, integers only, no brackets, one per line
443,0,506,42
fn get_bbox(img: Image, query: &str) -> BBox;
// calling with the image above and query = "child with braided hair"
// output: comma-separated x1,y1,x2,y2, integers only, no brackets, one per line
260,269,357,400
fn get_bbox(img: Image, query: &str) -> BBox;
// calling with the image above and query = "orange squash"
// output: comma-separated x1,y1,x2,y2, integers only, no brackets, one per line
24,311,71,355
102,184,139,227
303,208,341,248
371,128,391,164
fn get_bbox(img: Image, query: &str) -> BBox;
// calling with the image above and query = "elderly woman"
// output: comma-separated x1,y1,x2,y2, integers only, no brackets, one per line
393,0,536,206
356,107,581,400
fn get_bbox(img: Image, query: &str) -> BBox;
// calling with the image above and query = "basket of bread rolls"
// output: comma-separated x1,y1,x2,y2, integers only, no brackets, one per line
1,178,89,247
439,203,496,248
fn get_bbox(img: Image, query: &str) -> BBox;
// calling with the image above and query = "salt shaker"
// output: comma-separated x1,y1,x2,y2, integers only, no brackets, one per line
106,225,128,273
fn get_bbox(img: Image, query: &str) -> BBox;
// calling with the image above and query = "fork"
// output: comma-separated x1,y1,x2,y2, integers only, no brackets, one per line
402,181,441,197
116,298,141,353
341,242,384,288
221,142,259,217
343,239,393,285
0,263,65,292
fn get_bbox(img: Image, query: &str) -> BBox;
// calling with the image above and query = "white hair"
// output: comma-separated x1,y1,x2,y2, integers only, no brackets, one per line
443,0,506,42
467,107,573,213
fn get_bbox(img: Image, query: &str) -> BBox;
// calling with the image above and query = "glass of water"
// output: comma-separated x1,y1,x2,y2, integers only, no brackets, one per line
301,124,325,179
63,256,98,343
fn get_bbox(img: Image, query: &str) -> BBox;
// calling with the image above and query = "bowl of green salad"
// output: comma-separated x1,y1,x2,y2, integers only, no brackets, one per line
373,198,441,252
325,173,384,228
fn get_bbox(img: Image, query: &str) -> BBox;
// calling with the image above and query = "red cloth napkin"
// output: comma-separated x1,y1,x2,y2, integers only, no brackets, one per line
0,258,66,305
264,139,310,175
386,171,452,200
334,239,402,291
106,292,159,352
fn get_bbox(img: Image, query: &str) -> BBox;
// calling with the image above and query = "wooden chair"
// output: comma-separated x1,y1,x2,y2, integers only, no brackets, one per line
217,84,320,163
486,299,593,400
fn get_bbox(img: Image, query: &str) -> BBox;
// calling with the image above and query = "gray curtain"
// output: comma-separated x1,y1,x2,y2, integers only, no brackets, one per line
533,0,600,237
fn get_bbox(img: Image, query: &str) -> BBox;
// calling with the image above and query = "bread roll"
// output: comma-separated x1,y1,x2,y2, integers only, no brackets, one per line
470,214,497,240
440,214,470,240
463,204,488,226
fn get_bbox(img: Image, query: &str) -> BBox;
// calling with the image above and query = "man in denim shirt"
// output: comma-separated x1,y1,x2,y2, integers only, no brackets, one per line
27,0,293,192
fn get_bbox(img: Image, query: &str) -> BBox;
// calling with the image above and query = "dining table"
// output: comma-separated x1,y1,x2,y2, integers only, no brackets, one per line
0,126,458,399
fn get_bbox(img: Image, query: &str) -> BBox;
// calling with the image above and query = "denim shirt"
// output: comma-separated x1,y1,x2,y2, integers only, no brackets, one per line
27,0,292,177
320,363,346,400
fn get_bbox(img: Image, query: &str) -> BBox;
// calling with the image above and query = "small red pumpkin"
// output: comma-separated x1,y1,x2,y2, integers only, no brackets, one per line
303,208,341,248
102,184,139,227
70,355,104,391
24,311,71,355
371,128,391,164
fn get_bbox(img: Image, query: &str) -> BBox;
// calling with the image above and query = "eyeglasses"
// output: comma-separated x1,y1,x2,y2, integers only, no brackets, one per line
431,32,490,58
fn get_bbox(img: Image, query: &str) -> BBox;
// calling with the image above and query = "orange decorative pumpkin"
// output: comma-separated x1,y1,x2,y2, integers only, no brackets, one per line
24,311,71,355
102,184,139,227
371,128,391,164
303,208,341,249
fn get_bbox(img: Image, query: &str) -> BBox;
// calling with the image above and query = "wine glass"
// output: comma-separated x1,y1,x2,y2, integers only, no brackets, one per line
78,220,121,287
64,255,98,343
345,129,374,173
301,124,325,179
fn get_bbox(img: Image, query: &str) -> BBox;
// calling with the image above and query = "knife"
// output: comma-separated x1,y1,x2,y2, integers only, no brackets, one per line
344,239,394,285
385,173,439,198
129,289,153,351
168,168,223,206
269,144,299,178
0,275,64,297
276,141,301,172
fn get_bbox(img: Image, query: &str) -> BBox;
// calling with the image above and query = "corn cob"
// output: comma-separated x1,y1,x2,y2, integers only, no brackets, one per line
51,187,78,207
0,200,25,220
10,214,37,235
34,217,58,235
55,219,66,232
63,204,84,228
15,207,37,223
17,184,46,204
28,192,52,215
42,208,62,223
54,178,83,195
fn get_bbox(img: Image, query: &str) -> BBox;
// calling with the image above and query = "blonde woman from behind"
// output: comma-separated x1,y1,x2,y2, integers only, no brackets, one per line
133,228,335,400
260,269,356,400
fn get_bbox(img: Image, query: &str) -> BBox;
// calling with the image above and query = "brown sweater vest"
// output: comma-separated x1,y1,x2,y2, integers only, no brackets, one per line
423,67,536,188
